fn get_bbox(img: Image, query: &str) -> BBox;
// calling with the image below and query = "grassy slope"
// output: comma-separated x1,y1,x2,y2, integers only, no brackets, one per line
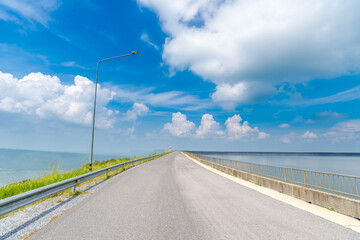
0,153,160,200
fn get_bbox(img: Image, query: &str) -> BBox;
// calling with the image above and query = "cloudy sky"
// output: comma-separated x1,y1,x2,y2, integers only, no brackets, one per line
0,0,360,154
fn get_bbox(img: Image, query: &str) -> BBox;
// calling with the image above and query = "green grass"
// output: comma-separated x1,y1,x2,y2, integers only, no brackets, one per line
0,153,161,200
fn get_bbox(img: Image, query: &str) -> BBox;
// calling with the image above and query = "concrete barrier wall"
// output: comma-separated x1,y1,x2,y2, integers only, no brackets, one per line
185,152,360,219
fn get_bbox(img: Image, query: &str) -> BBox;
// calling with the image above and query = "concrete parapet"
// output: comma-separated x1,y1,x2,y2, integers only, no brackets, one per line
185,152,360,219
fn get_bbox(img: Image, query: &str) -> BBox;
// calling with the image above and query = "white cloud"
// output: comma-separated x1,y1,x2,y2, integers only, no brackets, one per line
305,119,316,124
258,132,269,139
324,120,360,142
291,115,304,123
60,61,88,70
163,112,195,136
224,114,262,140
0,44,50,74
280,132,297,143
278,123,290,128
0,0,60,26
141,33,159,50
125,102,149,121
334,120,360,132
114,87,212,110
196,113,223,138
285,86,360,106
211,82,275,110
281,137,291,144
301,131,317,139
138,0,360,108
163,112,267,140
315,111,345,119
0,7,18,22
0,71,116,128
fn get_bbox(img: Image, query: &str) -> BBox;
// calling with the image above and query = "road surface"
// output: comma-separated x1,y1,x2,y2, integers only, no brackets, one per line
30,151,359,239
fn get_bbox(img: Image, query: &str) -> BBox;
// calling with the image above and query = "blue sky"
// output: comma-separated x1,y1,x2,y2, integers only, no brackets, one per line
0,0,360,154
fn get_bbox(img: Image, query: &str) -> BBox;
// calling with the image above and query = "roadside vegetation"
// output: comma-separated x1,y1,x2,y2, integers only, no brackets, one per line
0,153,160,200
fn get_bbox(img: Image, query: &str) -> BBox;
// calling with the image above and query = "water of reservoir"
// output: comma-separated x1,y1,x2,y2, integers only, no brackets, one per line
198,152,360,177
0,148,161,187
0,149,115,186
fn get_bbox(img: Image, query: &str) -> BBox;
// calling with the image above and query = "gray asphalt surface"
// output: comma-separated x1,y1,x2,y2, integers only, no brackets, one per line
30,151,359,240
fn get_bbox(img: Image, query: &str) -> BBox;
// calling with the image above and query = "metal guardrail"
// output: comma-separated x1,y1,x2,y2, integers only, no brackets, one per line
0,153,165,217
187,153,360,200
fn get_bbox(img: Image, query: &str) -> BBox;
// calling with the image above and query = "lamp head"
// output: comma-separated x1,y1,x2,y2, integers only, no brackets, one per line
132,51,138,55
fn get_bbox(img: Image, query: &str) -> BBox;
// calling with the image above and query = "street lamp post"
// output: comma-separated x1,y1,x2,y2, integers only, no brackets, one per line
89,51,138,171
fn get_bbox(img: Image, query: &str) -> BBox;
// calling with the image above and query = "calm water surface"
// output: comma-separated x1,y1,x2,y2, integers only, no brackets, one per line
201,153,360,176
0,149,116,186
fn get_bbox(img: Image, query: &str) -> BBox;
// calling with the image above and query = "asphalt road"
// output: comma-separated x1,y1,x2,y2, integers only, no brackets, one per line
31,151,359,239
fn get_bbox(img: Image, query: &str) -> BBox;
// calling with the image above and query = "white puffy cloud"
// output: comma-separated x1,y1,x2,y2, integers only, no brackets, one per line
196,113,223,137
163,112,267,140
278,123,290,128
125,102,149,121
138,0,360,108
224,114,267,140
324,120,360,142
0,71,62,113
211,83,275,110
301,131,318,139
0,71,116,128
163,112,196,136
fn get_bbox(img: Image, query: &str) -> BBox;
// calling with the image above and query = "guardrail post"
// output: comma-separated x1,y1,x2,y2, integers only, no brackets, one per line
303,171,306,186
73,179,80,193
284,168,287,182
249,163,251,173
